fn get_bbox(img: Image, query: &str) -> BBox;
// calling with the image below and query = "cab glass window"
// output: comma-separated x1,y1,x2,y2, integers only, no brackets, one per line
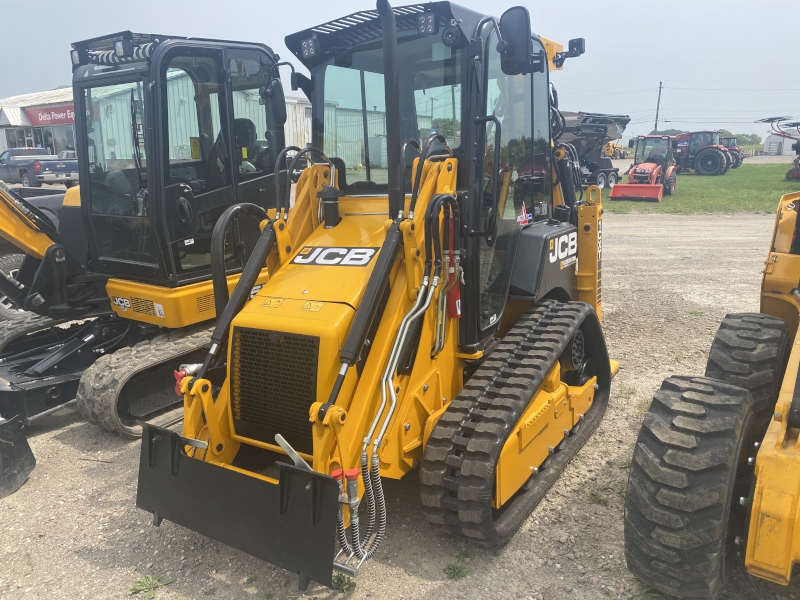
229,56,282,181
163,53,229,194
83,81,159,264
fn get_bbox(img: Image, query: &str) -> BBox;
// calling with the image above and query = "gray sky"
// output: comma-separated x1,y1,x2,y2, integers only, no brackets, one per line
0,0,796,138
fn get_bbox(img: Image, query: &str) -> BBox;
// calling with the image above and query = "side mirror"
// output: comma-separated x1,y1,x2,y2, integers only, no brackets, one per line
261,78,287,126
553,37,586,68
497,6,532,76
568,38,585,56
628,139,635,148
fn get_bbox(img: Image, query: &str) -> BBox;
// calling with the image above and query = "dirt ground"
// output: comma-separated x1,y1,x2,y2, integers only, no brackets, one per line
2,212,800,600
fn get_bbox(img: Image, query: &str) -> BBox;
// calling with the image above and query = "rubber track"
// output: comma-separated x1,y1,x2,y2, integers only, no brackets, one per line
624,376,753,599
704,313,788,437
0,312,64,353
76,324,213,438
420,301,609,546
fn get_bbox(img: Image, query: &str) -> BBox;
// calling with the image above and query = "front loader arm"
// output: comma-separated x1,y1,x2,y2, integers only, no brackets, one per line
0,182,58,260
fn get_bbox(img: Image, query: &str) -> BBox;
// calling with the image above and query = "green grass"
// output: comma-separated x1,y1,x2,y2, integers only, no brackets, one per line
128,576,174,599
444,563,468,579
602,163,799,214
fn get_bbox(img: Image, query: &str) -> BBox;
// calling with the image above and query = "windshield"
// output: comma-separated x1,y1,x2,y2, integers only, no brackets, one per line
635,138,669,163
316,31,461,193
83,80,159,264
721,137,735,148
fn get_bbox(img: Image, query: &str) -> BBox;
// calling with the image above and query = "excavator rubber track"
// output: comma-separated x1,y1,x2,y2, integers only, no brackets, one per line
77,325,214,438
420,301,610,546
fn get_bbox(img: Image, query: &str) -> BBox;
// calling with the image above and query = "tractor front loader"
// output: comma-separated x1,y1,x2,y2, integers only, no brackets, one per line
137,1,617,590
0,32,292,495
624,190,800,598
610,135,677,202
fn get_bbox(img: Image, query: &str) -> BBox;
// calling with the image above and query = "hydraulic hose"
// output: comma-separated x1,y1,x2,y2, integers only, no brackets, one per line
197,221,276,379
272,146,302,218
409,133,453,217
210,203,268,321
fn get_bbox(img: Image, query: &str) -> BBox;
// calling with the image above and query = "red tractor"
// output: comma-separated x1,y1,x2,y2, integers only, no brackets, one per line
674,130,732,176
609,135,678,201
720,136,745,168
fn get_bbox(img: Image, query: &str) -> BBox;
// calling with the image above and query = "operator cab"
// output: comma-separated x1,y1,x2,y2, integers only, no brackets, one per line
633,135,674,166
286,3,562,345
71,32,288,286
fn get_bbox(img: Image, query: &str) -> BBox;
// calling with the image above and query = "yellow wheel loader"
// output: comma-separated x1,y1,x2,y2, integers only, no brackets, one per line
0,32,292,495
137,1,616,590
624,191,800,598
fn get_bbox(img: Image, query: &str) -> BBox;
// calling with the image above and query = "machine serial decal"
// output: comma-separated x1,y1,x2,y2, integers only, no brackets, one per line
549,232,578,264
112,296,130,311
291,246,379,266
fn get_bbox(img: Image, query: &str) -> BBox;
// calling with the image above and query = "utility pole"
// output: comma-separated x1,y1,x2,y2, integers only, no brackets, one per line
654,80,663,131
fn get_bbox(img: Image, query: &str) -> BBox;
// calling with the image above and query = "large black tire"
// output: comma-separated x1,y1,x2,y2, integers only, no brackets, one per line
0,254,26,320
705,313,789,438
720,150,732,175
694,149,726,176
595,171,607,189
624,376,756,599
663,174,676,196
786,167,800,181
730,151,743,169
19,171,40,188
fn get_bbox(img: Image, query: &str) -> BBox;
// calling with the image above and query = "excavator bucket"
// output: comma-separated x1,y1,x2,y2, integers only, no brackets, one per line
608,183,663,202
0,415,35,498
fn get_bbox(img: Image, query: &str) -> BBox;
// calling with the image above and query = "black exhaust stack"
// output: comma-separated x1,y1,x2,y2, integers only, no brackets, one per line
377,0,403,219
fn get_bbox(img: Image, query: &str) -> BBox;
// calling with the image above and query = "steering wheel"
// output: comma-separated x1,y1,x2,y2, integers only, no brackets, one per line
90,182,137,216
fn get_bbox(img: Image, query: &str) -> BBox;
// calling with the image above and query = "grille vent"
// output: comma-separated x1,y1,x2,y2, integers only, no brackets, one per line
231,327,318,454
130,297,155,315
196,294,215,313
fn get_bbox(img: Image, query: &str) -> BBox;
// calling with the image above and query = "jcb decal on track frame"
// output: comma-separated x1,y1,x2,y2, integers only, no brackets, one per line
291,246,379,266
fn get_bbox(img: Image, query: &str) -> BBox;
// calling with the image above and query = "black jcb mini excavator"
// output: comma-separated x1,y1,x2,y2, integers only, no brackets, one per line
0,32,291,496
137,1,617,590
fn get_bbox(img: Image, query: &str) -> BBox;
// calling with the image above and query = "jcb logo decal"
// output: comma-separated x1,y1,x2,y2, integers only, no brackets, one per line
549,232,577,264
292,247,378,267
112,296,131,311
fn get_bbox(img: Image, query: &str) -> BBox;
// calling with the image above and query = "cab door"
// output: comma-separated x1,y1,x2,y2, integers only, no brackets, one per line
471,34,551,339
157,45,236,283
225,47,284,209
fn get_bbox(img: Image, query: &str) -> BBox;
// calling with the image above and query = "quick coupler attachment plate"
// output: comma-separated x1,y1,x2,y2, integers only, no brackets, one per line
136,425,339,590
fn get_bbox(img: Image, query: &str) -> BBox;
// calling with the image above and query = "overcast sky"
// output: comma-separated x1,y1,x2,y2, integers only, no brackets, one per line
0,0,795,138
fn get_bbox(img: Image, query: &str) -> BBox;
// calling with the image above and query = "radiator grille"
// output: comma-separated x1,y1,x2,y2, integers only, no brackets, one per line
231,327,318,454
130,297,155,315
196,294,215,314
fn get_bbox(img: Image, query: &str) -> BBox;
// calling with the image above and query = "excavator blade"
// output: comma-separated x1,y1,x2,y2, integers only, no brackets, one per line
0,415,35,498
609,183,663,202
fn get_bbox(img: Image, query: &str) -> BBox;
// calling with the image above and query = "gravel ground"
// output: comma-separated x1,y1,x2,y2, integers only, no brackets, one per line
2,212,800,600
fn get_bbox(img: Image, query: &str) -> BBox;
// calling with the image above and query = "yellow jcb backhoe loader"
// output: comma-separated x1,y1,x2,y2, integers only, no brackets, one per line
0,32,292,496
137,1,617,590
624,190,800,598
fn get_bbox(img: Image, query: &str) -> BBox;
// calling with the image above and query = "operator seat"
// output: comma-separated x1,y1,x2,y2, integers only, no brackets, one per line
234,118,257,170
